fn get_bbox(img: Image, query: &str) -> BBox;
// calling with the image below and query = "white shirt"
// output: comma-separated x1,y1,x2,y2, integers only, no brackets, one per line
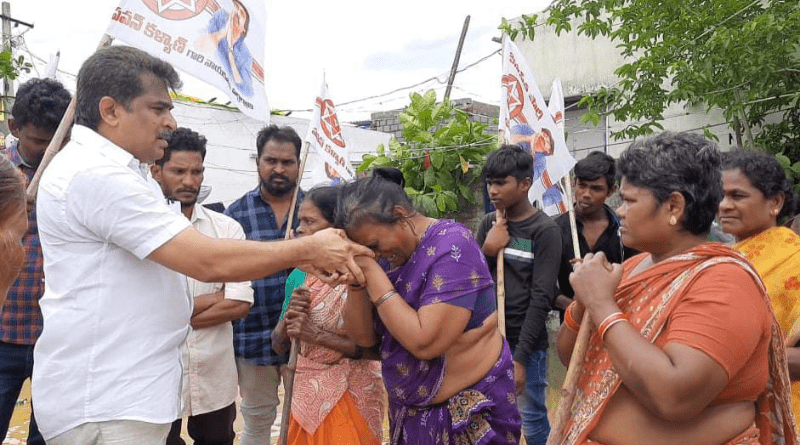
33,125,193,439
180,204,253,416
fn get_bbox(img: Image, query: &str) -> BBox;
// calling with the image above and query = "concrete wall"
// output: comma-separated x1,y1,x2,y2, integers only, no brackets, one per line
511,16,740,155
171,101,391,206
370,98,499,142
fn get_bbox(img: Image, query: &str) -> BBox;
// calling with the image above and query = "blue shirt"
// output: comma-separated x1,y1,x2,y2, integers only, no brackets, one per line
224,187,302,365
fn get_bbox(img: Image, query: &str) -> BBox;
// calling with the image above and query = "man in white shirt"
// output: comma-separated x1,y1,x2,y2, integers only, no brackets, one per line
33,45,370,445
151,127,251,445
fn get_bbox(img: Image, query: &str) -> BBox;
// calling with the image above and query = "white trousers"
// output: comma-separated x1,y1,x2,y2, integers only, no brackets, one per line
47,420,170,445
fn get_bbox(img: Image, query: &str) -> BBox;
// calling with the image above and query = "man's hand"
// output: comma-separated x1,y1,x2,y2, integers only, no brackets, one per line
303,229,374,286
481,210,509,257
514,360,526,396
554,294,573,311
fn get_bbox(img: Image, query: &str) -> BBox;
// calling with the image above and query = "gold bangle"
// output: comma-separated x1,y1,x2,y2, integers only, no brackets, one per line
374,290,398,308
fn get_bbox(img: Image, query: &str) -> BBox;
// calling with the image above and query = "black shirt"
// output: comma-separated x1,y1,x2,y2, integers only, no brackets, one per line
476,210,562,362
554,204,638,299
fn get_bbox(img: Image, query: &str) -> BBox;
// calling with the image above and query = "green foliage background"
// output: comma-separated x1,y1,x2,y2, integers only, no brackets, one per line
501,0,800,188
358,91,496,218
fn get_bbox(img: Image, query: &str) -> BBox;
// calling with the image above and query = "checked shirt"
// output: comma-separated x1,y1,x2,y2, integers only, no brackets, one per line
0,143,43,345
224,187,302,366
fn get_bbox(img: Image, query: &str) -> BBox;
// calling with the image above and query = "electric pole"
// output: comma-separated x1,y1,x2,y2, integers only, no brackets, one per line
1,2,12,136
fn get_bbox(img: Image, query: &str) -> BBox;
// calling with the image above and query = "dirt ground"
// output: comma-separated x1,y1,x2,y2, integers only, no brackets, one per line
3,313,566,445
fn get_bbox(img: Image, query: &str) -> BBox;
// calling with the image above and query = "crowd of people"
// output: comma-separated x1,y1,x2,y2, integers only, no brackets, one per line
1,44,800,445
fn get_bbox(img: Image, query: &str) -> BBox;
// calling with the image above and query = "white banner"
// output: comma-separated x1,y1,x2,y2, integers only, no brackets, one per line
302,77,355,187
500,39,575,208
106,0,269,123
540,77,569,216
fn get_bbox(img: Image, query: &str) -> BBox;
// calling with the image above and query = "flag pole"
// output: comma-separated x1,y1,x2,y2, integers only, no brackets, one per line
277,140,310,445
496,241,506,336
546,173,591,445
26,34,114,202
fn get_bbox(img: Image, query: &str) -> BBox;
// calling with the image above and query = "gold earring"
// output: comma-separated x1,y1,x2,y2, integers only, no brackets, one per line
669,215,677,226
772,209,779,216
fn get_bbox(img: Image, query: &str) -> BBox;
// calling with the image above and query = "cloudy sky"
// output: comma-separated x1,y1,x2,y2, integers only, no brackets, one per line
8,0,550,122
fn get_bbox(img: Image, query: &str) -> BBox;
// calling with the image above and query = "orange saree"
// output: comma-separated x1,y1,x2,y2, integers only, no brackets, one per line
560,243,797,445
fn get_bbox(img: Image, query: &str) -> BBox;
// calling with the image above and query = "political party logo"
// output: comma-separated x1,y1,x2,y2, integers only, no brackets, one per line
141,0,213,20
316,97,346,148
502,74,527,124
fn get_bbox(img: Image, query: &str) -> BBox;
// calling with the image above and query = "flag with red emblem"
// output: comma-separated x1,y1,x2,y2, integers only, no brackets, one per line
301,76,355,188
106,0,270,122
500,39,575,210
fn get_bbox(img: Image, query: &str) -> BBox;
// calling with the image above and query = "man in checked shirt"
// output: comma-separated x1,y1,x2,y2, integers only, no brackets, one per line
0,78,71,445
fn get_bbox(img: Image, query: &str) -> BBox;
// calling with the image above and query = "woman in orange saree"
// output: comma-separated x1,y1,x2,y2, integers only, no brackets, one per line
557,132,797,445
720,149,800,430
272,186,385,445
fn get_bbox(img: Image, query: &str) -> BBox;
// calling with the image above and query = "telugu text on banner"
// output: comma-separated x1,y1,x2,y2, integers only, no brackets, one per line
106,0,270,123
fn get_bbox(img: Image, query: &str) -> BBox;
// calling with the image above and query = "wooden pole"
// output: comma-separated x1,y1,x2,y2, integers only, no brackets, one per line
443,16,470,101
277,141,311,445
496,249,506,337
546,174,591,445
25,34,114,201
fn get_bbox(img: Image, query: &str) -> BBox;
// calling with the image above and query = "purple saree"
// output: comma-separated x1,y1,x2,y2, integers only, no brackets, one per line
379,219,521,444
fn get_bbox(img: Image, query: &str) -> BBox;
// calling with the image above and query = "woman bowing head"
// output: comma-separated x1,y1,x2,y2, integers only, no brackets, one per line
338,168,522,444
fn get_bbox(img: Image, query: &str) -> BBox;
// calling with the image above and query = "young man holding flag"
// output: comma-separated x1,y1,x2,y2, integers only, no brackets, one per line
476,145,561,445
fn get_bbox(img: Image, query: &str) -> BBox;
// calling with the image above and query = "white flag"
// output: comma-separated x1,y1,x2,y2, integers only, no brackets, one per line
500,39,575,209
302,76,355,188
540,77,569,216
106,0,270,122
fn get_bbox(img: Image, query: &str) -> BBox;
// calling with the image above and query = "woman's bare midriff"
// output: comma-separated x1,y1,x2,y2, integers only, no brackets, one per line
589,386,756,445
431,312,503,404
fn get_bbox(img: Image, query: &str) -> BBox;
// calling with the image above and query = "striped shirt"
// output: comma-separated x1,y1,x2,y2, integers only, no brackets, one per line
224,187,302,365
0,143,43,345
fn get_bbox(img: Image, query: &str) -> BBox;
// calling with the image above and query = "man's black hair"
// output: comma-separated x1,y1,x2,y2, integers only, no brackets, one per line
157,127,207,166
574,151,616,189
255,124,301,159
481,144,533,182
75,46,181,130
11,78,71,132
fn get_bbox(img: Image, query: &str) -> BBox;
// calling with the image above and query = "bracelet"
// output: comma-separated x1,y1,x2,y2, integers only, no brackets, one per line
597,311,629,342
564,303,581,332
351,345,364,360
374,290,398,308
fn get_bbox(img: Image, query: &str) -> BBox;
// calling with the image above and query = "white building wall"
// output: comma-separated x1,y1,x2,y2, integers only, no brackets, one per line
171,101,391,205
511,17,739,157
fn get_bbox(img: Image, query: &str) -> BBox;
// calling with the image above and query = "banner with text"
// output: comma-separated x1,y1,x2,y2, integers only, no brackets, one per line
500,39,575,208
302,77,355,187
107,0,269,122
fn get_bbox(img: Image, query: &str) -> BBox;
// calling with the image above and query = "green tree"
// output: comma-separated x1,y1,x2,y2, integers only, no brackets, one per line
501,0,800,183
0,51,30,83
358,90,496,218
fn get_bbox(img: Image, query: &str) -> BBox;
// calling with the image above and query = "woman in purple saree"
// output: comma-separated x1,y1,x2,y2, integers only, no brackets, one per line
339,170,521,444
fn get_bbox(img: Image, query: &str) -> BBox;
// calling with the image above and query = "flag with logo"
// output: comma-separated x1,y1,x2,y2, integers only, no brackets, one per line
540,77,570,216
106,0,269,122
500,39,575,209
301,76,355,188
